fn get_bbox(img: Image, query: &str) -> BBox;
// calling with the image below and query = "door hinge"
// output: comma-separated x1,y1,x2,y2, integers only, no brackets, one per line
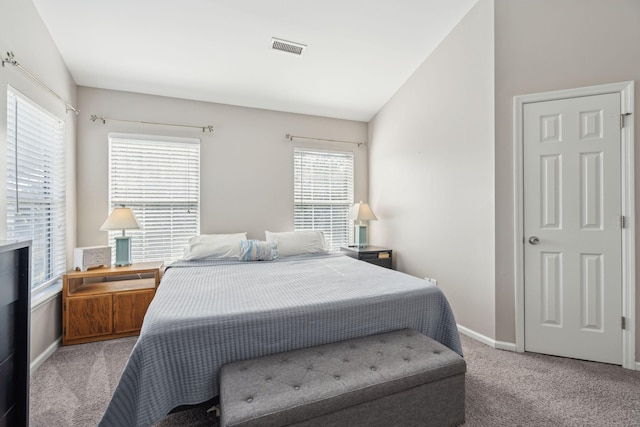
621,112,632,128
620,215,626,228
622,316,626,330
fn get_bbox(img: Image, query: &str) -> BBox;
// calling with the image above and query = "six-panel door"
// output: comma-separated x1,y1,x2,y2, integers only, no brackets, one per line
523,92,622,364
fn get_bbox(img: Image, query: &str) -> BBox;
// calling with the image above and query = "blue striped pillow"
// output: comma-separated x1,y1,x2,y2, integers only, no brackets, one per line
239,240,279,261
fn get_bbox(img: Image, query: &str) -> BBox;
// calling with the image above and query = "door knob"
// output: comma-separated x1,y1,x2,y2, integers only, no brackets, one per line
528,236,540,245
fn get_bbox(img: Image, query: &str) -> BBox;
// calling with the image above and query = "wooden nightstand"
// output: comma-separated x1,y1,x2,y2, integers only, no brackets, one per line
62,261,163,345
341,246,393,269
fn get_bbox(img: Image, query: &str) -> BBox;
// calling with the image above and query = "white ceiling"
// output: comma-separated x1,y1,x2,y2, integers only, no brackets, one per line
32,0,478,122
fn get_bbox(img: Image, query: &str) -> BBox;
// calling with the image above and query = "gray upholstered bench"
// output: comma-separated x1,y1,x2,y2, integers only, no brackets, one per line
219,329,466,427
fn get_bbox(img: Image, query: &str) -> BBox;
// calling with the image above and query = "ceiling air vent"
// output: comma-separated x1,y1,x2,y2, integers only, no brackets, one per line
271,38,306,56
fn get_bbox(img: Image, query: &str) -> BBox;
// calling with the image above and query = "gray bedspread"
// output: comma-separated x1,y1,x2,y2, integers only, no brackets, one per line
99,253,462,427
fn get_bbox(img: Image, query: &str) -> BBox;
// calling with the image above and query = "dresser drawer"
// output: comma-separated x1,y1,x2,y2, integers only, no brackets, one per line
341,247,393,270
364,257,392,269
0,354,15,420
358,252,375,260
0,406,16,427
0,302,15,362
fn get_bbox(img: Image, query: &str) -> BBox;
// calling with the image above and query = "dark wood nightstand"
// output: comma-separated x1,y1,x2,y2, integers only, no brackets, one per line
341,246,393,269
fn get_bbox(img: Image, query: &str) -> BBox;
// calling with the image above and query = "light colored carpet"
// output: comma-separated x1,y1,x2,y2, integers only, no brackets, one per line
30,334,640,426
461,336,640,426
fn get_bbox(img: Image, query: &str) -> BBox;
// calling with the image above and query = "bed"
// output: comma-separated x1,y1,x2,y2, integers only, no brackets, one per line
98,252,462,427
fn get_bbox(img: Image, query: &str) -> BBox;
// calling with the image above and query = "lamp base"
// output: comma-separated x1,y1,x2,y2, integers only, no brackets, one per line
354,224,368,247
114,236,132,267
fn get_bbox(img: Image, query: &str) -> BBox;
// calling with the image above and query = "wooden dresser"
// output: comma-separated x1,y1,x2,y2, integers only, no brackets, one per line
62,262,163,345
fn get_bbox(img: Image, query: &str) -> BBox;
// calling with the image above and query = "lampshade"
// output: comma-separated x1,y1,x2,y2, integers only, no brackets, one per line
346,202,378,222
347,202,377,248
100,206,141,232
100,206,140,267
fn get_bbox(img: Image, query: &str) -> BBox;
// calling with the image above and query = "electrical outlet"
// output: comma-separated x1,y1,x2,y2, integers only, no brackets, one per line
424,277,438,286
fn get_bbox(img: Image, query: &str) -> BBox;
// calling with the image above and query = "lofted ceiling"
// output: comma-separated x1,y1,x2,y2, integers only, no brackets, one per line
32,0,478,121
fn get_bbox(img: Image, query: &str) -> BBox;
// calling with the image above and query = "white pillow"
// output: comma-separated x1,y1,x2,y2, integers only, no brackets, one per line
183,233,247,260
264,230,327,257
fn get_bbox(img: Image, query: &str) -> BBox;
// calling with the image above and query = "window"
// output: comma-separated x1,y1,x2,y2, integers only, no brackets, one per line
6,87,66,291
294,148,354,249
108,134,200,263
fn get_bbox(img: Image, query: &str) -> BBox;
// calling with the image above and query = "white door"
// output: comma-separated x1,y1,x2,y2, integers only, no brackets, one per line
523,93,622,364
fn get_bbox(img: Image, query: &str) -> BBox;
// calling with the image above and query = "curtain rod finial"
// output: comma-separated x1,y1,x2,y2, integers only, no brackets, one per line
2,51,16,67
66,105,80,115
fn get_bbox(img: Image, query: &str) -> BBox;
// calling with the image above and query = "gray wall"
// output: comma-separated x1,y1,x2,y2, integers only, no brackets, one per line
493,0,640,356
76,87,368,247
495,0,640,359
1,0,77,364
369,0,640,362
368,0,496,338
30,295,62,363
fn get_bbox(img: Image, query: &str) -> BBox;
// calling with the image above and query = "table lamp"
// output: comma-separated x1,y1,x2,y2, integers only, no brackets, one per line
100,205,141,266
346,202,377,247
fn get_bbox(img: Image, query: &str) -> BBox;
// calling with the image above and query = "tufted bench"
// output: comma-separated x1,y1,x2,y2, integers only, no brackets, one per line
219,329,466,427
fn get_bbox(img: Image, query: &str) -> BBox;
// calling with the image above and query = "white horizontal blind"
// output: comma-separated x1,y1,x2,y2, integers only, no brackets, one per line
108,135,200,263
6,88,66,291
294,148,354,249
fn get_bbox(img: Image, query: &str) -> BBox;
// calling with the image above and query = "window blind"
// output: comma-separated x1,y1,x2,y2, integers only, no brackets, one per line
294,148,354,249
6,88,66,291
108,134,200,263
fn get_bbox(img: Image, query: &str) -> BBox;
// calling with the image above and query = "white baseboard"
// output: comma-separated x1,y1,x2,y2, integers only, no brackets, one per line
30,337,61,374
26,329,636,371
458,325,640,367
495,340,517,352
457,324,517,352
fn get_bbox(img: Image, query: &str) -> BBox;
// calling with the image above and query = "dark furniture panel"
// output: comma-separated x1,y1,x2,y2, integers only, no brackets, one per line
341,246,393,269
0,241,31,427
0,354,15,419
360,257,392,269
0,302,16,363
0,406,16,427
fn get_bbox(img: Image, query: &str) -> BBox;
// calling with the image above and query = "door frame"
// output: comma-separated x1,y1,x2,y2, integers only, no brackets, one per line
513,81,636,369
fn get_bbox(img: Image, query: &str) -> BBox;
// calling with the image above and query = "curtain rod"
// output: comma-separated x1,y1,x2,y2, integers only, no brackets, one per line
285,133,365,147
90,115,214,133
2,51,80,115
